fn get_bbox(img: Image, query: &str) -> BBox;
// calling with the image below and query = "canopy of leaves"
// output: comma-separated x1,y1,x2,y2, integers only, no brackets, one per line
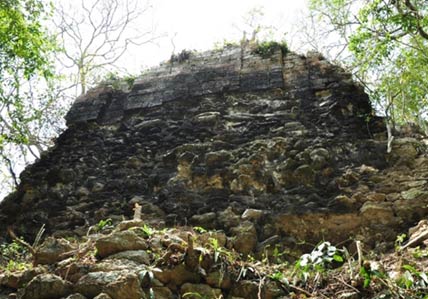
0,0,57,189
0,0,55,145
0,0,53,79
310,0,428,129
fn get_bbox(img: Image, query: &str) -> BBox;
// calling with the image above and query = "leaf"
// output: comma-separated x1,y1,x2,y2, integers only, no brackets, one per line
402,264,418,274
419,272,428,285
333,254,344,263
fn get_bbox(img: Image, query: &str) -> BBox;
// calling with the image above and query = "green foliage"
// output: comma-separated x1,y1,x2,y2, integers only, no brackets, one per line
268,271,290,286
253,40,289,58
359,264,385,288
395,233,407,250
309,0,428,129
396,264,428,296
207,237,233,263
294,241,344,282
193,226,208,234
0,239,31,271
4,259,31,272
142,224,154,238
101,72,136,90
96,218,113,231
412,247,428,259
0,0,54,79
0,0,55,144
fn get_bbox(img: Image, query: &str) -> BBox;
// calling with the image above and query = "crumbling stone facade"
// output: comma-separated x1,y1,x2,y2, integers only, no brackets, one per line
1,45,427,249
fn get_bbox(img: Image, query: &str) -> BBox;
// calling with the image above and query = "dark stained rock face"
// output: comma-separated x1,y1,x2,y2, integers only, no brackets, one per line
3,44,425,247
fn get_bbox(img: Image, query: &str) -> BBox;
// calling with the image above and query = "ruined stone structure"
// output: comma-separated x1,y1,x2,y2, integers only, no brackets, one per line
2,44,428,299
1,44,427,247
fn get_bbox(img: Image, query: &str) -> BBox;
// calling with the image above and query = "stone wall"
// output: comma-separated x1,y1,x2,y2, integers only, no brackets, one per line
2,44,427,249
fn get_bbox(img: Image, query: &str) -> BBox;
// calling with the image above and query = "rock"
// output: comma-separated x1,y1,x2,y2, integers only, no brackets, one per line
205,150,233,167
126,157,143,169
95,230,148,258
403,220,428,249
0,267,46,290
65,294,87,299
115,220,145,231
19,274,72,299
93,293,112,299
310,147,329,169
190,212,217,229
394,199,428,222
74,272,119,298
241,209,264,221
366,193,386,202
231,281,259,299
263,280,286,299
360,202,396,225
180,283,222,299
89,259,141,273
35,237,75,265
334,195,356,208
401,187,428,200
150,287,174,299
91,183,105,192
217,207,240,229
293,164,315,186
74,271,143,299
230,221,257,255
205,271,232,289
106,250,150,265
76,187,90,197
389,138,419,163
153,264,201,287
105,273,144,299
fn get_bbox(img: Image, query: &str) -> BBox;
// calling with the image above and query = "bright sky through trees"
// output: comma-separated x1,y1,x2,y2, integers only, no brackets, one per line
116,0,308,72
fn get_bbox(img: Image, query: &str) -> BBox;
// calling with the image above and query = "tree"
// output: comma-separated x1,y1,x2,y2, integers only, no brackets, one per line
53,0,158,95
0,0,161,196
0,0,54,146
309,0,428,133
0,0,57,189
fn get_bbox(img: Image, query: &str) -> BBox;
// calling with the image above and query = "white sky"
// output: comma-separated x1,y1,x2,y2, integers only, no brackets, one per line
122,0,309,72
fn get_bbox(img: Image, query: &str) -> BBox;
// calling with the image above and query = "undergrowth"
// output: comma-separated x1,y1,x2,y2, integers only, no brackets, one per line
2,220,428,299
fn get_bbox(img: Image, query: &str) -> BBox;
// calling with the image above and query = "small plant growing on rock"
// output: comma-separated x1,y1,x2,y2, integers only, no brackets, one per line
397,264,428,292
0,239,31,272
253,40,288,58
193,226,207,234
141,224,154,238
101,72,136,90
268,271,289,286
294,241,344,282
96,218,113,232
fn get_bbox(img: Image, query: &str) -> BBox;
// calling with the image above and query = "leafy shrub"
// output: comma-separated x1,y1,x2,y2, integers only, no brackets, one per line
397,264,428,291
101,72,136,90
253,40,289,58
0,239,31,271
